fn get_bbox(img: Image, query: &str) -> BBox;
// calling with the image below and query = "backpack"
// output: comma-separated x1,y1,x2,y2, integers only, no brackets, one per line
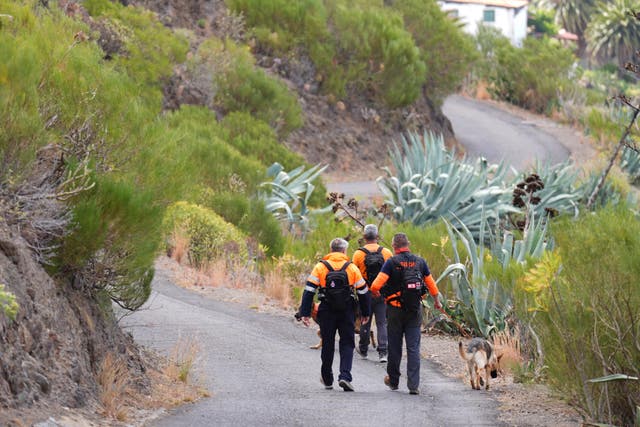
359,246,385,285
320,260,353,311
390,254,426,312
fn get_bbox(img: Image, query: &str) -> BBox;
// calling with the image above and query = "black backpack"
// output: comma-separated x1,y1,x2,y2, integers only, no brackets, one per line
320,260,353,311
390,254,426,312
359,246,385,285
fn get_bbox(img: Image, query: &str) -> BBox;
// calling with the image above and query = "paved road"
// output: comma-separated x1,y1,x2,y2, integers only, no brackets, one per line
123,268,503,426
327,95,579,198
442,95,571,171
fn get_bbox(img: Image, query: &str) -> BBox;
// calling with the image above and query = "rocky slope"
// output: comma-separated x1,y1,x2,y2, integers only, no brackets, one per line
0,219,149,424
142,0,457,179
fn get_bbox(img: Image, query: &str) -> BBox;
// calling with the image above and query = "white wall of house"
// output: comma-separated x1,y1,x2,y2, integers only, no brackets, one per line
438,1,528,47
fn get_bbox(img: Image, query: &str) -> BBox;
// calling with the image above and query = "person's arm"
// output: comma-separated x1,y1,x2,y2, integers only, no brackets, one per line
419,258,442,309
370,272,389,297
299,265,321,326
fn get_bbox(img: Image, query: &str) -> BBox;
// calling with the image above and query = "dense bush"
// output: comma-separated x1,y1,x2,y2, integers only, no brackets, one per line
83,0,188,91
193,37,303,136
391,0,478,103
58,178,162,310
489,37,577,113
228,0,473,107
163,201,249,267
532,206,640,425
200,190,285,257
331,5,425,107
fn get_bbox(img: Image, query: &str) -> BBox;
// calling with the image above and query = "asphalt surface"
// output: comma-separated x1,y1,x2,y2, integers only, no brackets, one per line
123,269,504,426
442,95,570,171
327,95,575,198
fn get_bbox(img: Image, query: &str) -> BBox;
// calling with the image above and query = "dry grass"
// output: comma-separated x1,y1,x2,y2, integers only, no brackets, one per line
263,269,293,307
165,335,201,384
475,80,492,101
492,327,523,376
169,228,190,264
97,353,129,421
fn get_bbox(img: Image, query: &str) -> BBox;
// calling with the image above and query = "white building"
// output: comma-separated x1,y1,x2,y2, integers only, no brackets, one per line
438,0,528,46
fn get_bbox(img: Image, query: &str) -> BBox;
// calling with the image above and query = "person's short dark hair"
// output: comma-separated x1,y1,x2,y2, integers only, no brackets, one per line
392,233,409,249
363,224,378,240
330,237,349,253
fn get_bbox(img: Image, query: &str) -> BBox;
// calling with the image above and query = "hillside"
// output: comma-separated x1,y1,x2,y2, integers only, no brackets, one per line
137,0,460,177
0,0,471,423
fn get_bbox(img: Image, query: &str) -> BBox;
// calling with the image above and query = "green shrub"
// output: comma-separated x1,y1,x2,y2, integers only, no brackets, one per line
220,112,305,170
194,37,303,136
134,106,266,201
331,5,425,107
489,37,577,114
163,201,249,267
534,206,640,425
0,284,19,322
58,177,162,310
200,190,285,257
228,0,328,53
240,198,285,257
83,0,188,90
392,0,478,103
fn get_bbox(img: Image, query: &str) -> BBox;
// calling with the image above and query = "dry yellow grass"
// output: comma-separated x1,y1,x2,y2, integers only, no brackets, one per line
263,269,293,307
492,327,523,376
165,335,201,384
97,353,129,421
170,228,190,264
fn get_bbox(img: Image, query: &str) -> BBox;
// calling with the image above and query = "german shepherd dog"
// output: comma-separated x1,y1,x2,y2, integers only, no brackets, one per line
459,338,500,390
296,302,376,350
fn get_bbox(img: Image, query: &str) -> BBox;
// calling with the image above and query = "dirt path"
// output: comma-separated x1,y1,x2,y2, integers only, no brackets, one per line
123,264,505,426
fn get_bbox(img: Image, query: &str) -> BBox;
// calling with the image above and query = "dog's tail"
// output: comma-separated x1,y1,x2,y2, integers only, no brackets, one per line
458,341,471,361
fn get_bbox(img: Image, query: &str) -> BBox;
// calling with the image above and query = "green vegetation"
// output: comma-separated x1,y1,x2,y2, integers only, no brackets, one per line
0,0,317,310
488,36,576,114
534,206,640,425
0,284,19,322
163,201,249,267
227,0,474,106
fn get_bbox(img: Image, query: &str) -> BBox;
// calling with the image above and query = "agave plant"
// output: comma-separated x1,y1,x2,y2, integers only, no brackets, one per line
378,131,517,238
438,216,512,338
492,205,554,268
619,146,640,185
521,159,582,219
259,162,327,235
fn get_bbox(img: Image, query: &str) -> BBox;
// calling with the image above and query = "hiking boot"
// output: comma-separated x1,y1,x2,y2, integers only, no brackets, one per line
320,377,333,390
378,353,387,363
355,347,368,359
409,389,420,395
338,379,355,392
384,375,398,390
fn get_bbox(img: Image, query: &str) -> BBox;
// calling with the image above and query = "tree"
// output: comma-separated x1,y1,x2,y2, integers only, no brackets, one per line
586,0,640,70
538,0,596,56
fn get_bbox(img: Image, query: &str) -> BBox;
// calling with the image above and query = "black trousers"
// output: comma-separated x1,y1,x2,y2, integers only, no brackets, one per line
317,303,355,385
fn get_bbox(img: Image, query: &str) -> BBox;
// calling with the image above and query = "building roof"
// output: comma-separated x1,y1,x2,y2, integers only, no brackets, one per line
441,0,528,8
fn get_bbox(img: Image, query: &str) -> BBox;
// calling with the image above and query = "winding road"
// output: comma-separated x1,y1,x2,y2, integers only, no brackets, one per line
326,94,589,197
123,95,586,426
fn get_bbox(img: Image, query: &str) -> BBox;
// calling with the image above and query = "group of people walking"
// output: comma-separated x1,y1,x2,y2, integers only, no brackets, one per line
297,225,442,394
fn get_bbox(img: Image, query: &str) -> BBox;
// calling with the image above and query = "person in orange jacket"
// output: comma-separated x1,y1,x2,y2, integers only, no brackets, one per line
370,233,441,395
352,224,393,362
299,238,371,392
